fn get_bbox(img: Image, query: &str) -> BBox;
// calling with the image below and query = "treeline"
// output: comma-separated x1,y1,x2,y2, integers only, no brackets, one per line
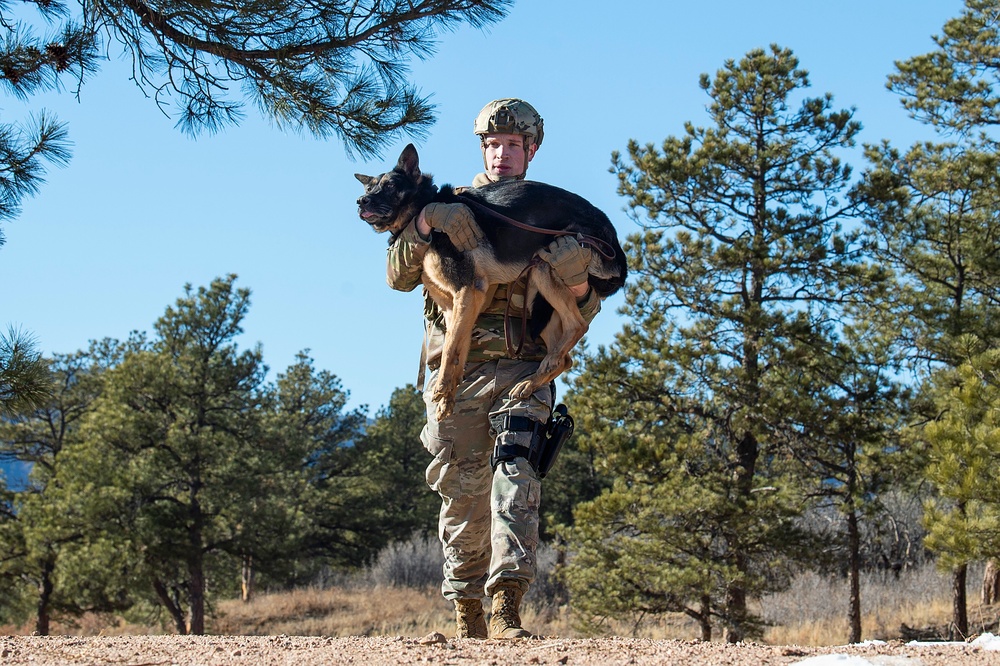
0,276,440,635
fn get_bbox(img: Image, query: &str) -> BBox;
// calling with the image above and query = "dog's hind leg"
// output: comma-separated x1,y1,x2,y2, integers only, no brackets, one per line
510,269,589,399
431,284,489,420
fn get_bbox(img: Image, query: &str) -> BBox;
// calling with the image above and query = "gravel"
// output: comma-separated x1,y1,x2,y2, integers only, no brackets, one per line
2,633,1000,665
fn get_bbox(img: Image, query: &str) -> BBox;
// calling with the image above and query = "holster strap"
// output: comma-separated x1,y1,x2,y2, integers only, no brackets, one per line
491,413,539,433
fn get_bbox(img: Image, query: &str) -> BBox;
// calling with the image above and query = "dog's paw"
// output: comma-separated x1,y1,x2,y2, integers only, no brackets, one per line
510,379,535,399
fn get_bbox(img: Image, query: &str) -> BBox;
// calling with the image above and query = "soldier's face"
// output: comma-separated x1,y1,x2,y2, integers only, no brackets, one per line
482,133,536,180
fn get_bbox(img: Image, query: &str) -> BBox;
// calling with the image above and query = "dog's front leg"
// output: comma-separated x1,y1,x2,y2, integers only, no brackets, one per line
431,284,488,420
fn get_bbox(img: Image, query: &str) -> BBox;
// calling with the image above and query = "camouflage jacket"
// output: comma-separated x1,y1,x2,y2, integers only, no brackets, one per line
385,172,602,369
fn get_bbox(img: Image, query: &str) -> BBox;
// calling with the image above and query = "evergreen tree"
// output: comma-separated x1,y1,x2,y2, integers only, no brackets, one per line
857,146,1000,634
563,45,867,642
2,280,371,630
770,319,909,643
0,114,72,234
351,385,438,545
0,340,129,634
65,276,268,634
857,1,1000,632
921,338,1000,638
887,0,1000,142
262,351,368,584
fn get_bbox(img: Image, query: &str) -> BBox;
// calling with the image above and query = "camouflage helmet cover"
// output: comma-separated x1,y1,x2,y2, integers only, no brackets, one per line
473,98,544,147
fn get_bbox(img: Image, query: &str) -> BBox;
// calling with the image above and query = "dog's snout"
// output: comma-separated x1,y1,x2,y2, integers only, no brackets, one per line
357,195,369,205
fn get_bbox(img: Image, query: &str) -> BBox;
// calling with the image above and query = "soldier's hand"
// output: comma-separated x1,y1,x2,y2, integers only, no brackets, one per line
538,235,592,287
421,203,482,252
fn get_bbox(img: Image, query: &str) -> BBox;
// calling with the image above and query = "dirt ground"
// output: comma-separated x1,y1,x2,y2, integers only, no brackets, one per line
2,633,1000,665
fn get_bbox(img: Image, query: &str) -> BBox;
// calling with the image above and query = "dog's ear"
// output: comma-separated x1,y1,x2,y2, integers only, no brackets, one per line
355,173,377,188
396,144,420,179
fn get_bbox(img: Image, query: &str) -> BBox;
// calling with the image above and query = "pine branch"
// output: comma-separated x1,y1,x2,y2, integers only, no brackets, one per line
0,326,52,418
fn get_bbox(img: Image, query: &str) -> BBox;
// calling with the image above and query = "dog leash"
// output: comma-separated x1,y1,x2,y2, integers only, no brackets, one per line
457,193,614,358
504,258,543,358
457,195,618,260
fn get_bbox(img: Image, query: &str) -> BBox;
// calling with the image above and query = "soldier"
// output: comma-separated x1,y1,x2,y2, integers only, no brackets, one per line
386,98,601,639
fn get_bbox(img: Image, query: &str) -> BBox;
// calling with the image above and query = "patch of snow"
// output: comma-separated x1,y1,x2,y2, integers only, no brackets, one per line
971,632,1000,651
792,656,914,665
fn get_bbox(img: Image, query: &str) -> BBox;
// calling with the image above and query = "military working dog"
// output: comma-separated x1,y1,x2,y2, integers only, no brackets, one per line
355,143,627,420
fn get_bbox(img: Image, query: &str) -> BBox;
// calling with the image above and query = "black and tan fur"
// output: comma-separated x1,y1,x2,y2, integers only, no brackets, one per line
355,144,627,420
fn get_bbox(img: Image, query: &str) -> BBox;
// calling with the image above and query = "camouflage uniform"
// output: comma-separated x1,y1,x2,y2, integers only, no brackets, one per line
386,181,601,601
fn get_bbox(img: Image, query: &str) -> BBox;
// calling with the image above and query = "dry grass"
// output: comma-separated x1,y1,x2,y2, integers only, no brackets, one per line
760,564,999,646
3,547,996,647
209,585,705,641
206,562,1000,646
211,586,455,637
4,574,994,646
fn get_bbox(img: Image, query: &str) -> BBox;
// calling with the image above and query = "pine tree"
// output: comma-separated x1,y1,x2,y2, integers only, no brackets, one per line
887,0,1000,141
63,276,269,634
351,386,439,544
922,338,1000,638
0,341,130,634
858,0,1000,633
563,45,869,642
769,319,909,643
262,351,369,581
2,281,371,631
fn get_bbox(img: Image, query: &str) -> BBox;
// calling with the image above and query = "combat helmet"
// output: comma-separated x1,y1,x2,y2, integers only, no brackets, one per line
473,98,544,148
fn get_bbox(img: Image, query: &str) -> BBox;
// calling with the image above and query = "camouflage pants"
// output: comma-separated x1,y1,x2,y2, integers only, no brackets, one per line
421,359,552,601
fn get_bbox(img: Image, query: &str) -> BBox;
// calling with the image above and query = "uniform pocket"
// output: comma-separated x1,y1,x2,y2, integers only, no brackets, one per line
422,430,459,498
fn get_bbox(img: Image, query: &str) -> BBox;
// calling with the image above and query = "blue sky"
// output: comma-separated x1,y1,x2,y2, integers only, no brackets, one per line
0,0,965,413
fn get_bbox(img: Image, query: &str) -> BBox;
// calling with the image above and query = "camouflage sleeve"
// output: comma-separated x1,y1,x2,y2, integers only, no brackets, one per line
577,287,602,324
386,219,430,292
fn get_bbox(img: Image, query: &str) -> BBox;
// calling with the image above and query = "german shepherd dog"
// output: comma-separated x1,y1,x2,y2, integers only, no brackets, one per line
355,144,627,420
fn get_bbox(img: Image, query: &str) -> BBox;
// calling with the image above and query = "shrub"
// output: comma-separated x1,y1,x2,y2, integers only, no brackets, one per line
363,532,443,589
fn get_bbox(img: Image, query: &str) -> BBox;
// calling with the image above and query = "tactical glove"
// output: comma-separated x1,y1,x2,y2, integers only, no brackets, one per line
538,235,592,287
422,202,482,252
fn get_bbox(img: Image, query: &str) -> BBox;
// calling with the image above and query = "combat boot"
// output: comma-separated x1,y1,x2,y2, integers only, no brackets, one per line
454,598,488,639
489,581,532,639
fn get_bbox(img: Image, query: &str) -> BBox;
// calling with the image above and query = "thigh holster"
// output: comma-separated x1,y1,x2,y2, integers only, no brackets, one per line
488,405,575,479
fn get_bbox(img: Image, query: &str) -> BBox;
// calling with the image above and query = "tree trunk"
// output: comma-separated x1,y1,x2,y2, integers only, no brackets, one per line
153,579,188,635
724,429,759,644
952,562,968,639
187,523,206,635
187,478,206,635
188,565,205,635
699,594,712,642
242,553,255,603
983,559,1000,605
35,559,54,636
724,578,747,643
847,509,862,644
